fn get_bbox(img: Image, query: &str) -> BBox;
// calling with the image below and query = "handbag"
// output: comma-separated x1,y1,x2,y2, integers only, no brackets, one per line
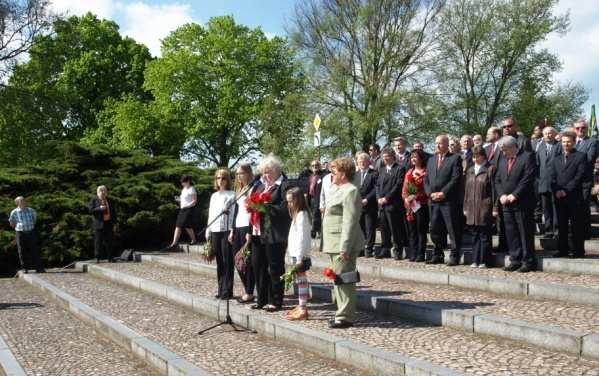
334,270,360,285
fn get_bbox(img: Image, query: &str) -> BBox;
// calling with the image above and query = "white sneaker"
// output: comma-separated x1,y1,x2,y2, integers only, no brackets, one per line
478,264,487,268
470,263,478,268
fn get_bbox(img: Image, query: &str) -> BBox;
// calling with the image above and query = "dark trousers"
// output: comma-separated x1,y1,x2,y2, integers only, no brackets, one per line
540,192,558,235
555,198,585,257
379,206,407,256
470,225,491,265
94,223,113,260
407,205,429,260
232,226,255,295
16,231,42,271
582,182,593,240
251,236,285,307
212,231,234,298
502,207,536,266
359,208,377,251
429,202,461,258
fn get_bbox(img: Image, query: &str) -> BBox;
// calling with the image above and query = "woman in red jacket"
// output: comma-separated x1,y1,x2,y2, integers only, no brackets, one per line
402,149,429,262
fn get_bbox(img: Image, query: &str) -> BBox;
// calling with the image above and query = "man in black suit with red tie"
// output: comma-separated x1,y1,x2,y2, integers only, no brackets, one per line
376,148,407,259
484,126,502,168
425,135,462,265
551,131,587,257
495,136,537,272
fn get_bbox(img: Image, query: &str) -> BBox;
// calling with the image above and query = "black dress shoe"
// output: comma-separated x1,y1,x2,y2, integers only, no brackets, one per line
446,258,458,266
264,305,281,312
517,264,533,273
552,252,568,258
415,256,425,262
503,263,521,272
426,257,443,264
250,304,264,310
328,319,353,329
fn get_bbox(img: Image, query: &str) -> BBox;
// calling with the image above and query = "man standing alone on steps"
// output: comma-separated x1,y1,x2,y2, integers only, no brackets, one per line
9,196,44,273
90,185,117,263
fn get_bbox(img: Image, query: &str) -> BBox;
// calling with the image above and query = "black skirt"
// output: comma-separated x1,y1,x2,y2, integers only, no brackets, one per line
176,206,196,228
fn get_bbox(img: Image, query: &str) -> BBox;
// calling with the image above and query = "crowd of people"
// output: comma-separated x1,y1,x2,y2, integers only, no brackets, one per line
8,115,597,329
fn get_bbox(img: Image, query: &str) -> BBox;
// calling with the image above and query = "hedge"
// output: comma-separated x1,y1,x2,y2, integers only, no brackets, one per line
0,142,214,274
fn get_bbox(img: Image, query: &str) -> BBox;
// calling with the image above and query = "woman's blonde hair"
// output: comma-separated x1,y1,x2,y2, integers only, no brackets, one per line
234,164,254,194
330,157,356,181
213,168,232,190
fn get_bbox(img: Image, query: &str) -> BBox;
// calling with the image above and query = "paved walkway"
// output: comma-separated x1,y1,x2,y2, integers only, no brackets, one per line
0,279,155,376
39,272,365,376
101,261,599,376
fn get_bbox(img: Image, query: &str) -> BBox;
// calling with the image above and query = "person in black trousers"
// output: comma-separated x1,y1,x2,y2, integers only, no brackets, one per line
90,185,117,262
229,163,256,303
355,152,378,257
250,154,292,312
537,127,560,237
551,131,587,258
425,135,463,265
495,136,537,273
376,148,407,259
402,150,429,262
9,196,44,273
574,119,598,242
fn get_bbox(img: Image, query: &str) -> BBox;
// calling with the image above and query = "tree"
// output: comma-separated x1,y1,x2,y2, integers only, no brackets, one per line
0,13,152,164
290,0,443,153
144,16,306,167
435,0,570,134
0,0,53,78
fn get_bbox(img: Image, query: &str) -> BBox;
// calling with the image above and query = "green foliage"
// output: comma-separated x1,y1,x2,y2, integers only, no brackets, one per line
0,142,213,273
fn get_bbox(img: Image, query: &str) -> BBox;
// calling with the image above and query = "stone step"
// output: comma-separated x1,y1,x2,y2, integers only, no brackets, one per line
35,268,369,376
0,278,157,376
143,253,599,359
91,260,599,375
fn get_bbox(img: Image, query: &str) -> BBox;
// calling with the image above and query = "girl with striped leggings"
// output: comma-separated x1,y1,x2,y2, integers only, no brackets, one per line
284,187,312,320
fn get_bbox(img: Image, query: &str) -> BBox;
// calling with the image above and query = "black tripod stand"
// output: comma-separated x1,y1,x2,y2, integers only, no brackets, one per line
197,178,258,335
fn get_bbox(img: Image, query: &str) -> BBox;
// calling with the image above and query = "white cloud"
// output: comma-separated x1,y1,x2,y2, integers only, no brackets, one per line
119,2,194,56
540,0,599,111
49,0,116,19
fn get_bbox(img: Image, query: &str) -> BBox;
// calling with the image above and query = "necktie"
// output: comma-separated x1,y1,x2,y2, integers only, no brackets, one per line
507,157,515,174
564,153,568,164
361,171,366,185
577,139,582,148
437,155,443,169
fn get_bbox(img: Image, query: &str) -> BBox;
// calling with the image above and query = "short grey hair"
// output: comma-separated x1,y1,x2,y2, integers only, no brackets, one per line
14,196,24,205
498,136,517,149
436,134,449,144
543,126,557,135
356,152,370,161
96,185,108,194
258,153,283,174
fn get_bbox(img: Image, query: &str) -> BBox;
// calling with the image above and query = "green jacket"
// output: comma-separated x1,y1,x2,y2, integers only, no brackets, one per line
322,182,364,255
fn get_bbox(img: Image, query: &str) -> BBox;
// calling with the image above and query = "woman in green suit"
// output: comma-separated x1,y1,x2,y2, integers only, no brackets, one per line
322,157,365,328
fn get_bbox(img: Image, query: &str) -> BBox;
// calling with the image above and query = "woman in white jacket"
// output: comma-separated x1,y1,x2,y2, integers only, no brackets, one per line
284,187,312,320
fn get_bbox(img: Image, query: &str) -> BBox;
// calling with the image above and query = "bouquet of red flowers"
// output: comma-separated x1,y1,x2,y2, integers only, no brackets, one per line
405,181,418,222
246,191,272,234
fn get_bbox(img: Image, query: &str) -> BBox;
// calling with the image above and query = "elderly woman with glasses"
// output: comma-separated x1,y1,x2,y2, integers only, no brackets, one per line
206,169,236,299
322,157,364,328
249,154,292,312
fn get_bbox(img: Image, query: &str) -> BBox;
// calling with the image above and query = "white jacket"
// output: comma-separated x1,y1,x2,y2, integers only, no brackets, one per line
287,210,312,259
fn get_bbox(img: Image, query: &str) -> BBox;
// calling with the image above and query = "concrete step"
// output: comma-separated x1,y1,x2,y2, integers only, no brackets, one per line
0,278,157,376
143,253,599,360
34,268,369,376
91,259,599,375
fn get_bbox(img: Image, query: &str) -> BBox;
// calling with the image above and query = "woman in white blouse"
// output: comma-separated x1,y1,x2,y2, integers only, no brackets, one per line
206,169,236,299
228,164,255,303
164,175,197,250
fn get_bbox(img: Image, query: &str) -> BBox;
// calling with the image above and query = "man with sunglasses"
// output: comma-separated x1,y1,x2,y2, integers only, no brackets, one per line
502,116,533,153
368,143,383,171
573,119,597,242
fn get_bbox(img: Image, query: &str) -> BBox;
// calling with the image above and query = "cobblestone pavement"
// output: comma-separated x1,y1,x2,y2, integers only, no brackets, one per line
102,261,599,376
165,253,599,334
39,272,366,376
174,250,599,289
0,279,155,376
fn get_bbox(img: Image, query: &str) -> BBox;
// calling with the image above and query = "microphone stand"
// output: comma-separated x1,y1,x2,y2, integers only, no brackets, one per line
197,179,258,335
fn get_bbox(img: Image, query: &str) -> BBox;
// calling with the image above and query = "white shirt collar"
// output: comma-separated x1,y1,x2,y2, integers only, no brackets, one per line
261,174,284,187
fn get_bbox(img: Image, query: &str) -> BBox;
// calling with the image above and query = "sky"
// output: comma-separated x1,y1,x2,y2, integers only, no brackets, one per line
49,0,598,117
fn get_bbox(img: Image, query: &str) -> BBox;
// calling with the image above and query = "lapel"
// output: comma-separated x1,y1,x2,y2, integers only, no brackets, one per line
476,163,489,176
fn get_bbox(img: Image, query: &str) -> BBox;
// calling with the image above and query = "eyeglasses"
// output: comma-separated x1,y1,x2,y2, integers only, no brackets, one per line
503,124,514,129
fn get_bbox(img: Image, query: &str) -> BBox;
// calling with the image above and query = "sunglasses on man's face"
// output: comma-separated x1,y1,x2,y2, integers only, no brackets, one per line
503,124,514,129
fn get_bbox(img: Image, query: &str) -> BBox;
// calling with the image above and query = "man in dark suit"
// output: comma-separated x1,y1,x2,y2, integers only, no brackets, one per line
425,135,462,265
307,160,326,238
551,131,587,257
460,135,474,174
495,136,537,272
355,152,378,257
90,185,117,262
393,136,411,170
376,148,407,259
574,119,597,241
502,116,533,153
413,140,433,162
484,126,502,168
368,143,383,171
537,126,560,237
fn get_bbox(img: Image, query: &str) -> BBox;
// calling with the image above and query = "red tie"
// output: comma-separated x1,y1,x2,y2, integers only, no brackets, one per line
487,144,495,161
507,157,515,174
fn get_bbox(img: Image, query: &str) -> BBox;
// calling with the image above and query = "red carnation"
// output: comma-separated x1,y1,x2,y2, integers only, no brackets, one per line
323,267,337,281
